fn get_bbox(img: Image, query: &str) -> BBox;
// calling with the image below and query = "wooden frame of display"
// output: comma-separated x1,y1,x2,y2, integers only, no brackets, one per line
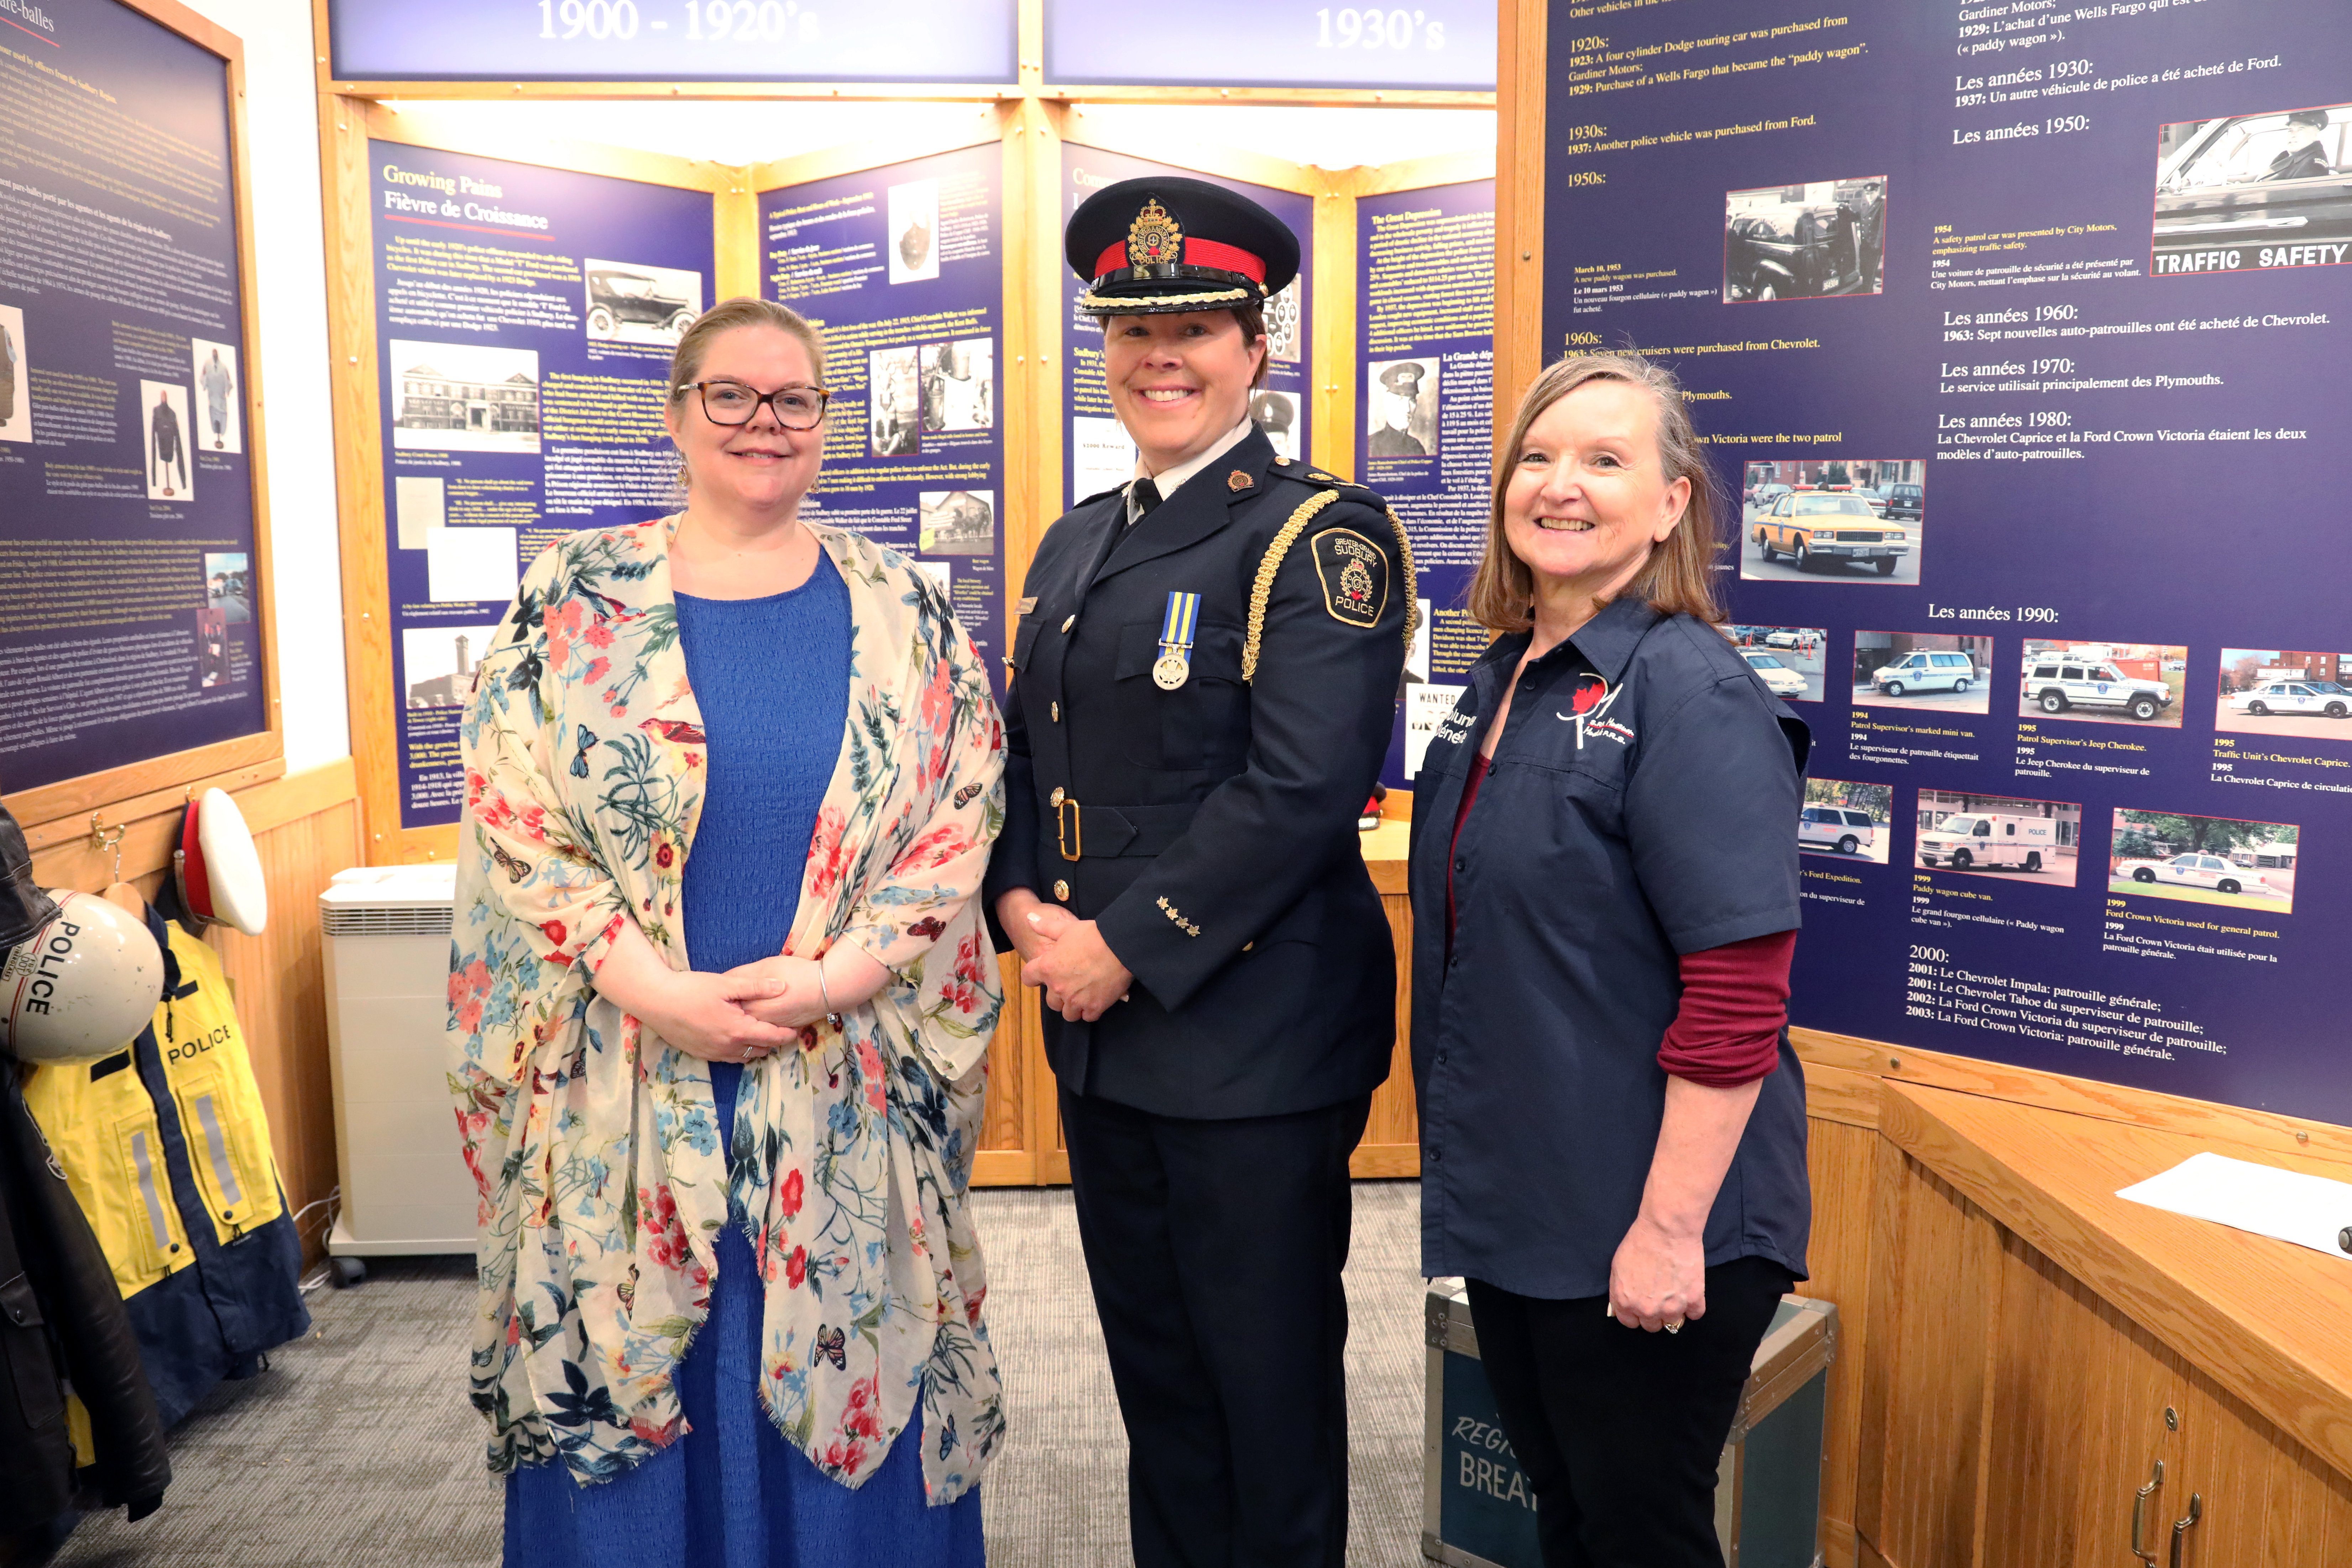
0,0,288,835
1492,0,1547,437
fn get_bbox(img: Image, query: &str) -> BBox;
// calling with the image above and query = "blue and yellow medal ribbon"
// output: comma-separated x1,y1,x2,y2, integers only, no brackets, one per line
1153,591,1201,691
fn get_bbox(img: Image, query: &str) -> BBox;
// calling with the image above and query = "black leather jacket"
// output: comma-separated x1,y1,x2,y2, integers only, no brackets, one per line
2,1063,172,1527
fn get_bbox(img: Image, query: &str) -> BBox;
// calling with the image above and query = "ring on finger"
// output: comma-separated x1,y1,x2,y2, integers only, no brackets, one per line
1665,1320,1683,1334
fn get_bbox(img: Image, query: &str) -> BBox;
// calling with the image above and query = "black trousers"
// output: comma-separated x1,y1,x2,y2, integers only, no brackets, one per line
1059,1086,1371,1568
1466,1256,1794,1568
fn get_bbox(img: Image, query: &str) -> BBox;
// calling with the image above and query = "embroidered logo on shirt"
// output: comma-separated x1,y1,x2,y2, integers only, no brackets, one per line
1557,675,1634,749
1310,527,1387,628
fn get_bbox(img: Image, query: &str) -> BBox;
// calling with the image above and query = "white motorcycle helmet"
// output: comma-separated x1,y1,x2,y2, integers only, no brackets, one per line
1,891,166,1063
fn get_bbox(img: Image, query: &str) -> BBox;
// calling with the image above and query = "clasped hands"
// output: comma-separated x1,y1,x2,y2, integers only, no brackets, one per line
996,890,1133,1022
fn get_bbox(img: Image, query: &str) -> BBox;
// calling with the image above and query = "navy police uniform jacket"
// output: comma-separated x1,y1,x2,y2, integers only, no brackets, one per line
984,426,1412,1120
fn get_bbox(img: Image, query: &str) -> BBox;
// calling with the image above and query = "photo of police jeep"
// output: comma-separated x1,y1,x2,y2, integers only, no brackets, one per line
2022,659,2174,722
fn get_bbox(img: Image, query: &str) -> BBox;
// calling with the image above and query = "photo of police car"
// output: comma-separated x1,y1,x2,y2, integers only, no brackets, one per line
2018,642,2186,728
2216,649,2352,741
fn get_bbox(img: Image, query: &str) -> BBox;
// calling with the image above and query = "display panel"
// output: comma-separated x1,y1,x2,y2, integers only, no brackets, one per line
759,143,1007,691
369,142,714,829
1541,0,2352,1121
1358,178,1495,791
1059,147,1317,518
0,0,268,795
328,0,1016,84
1045,0,1496,90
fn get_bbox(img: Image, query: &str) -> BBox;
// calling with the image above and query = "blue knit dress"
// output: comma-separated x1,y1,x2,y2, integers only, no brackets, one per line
504,553,985,1567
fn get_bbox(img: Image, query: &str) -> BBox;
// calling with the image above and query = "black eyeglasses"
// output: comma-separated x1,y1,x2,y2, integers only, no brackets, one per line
683,380,830,429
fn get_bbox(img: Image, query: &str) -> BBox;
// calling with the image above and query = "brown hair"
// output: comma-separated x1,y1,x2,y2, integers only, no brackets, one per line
1465,353,1724,634
665,296,827,406
1098,300,1271,389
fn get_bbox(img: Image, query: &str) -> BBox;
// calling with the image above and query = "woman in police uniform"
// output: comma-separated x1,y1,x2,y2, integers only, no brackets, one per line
984,177,1412,1568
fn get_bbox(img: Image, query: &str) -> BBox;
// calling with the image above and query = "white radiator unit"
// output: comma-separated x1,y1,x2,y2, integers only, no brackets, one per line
320,864,475,1259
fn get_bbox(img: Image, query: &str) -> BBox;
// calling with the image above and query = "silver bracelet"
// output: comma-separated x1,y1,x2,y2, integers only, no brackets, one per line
813,958,835,1017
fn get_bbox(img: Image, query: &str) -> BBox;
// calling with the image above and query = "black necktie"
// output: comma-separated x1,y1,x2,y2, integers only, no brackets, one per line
1130,477,1162,524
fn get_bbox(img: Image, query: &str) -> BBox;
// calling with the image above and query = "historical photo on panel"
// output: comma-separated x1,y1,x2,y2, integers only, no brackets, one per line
402,623,503,709
583,258,702,347
1365,359,1438,458
1264,277,1304,363
888,178,942,284
140,380,193,501
1250,389,1299,461
1723,175,1887,302
2154,104,2350,277
1071,413,1136,502
1800,780,1893,864
1728,624,1829,703
1741,458,1922,585
1852,631,1993,715
203,552,252,624
869,346,922,456
389,341,542,454
197,608,229,689
2017,640,2187,728
1915,788,2081,888
0,304,26,445
918,490,994,556
919,338,993,433
189,337,242,453
2109,808,2297,914
2215,647,2352,740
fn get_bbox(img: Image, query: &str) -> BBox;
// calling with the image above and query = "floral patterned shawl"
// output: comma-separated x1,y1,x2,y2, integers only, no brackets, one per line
448,516,1005,1503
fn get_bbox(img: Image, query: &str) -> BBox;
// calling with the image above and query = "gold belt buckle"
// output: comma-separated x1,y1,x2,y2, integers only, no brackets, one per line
1057,795,1082,862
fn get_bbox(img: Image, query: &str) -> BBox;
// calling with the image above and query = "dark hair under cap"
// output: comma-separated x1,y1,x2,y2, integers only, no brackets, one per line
1066,176,1300,317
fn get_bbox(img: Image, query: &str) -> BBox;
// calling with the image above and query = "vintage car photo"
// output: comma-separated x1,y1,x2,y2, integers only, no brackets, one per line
2216,649,2352,740
1799,780,1892,863
1726,624,1828,703
2017,641,2187,728
1741,460,1923,585
1915,789,2080,887
2153,104,2350,277
583,260,701,346
1852,632,1993,715
1723,176,1887,302
918,489,994,555
2109,809,2297,914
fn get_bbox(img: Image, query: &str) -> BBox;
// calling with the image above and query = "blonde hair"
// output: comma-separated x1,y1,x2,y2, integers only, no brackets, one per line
664,297,827,493
1466,354,1724,634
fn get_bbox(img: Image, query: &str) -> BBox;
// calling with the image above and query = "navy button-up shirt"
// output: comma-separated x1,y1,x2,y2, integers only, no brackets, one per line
1410,598,1813,1299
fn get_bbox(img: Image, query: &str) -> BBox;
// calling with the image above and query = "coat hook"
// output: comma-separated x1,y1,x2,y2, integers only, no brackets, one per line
88,813,127,882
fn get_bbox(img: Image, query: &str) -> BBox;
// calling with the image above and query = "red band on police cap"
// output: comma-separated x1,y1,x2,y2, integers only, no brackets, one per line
179,803,213,920
1093,237,1266,284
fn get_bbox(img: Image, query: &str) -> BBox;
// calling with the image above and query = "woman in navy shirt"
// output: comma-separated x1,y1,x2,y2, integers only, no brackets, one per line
1411,354,1811,1567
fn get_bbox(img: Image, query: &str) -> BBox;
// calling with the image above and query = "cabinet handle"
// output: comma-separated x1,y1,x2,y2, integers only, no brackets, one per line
2169,1493,2202,1568
2132,1460,2165,1562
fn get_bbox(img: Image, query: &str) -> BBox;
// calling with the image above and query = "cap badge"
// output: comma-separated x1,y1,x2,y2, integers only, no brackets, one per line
1127,197,1183,270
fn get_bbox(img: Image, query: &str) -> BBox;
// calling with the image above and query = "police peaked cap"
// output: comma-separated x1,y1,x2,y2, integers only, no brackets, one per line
1068,176,1300,316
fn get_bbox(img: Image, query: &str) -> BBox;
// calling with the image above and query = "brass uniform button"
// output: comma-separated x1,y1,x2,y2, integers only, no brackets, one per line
1051,701,1061,722
1050,786,1065,807
1061,614,1077,633
1053,880,1071,901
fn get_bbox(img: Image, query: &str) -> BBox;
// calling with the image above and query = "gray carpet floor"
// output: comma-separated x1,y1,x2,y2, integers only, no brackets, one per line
50,1182,1430,1567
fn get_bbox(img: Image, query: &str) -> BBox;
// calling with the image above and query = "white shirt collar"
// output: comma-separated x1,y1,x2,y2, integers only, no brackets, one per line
1127,419,1256,523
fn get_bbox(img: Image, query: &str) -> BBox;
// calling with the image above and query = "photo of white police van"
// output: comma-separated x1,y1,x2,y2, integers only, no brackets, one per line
1918,813,2055,873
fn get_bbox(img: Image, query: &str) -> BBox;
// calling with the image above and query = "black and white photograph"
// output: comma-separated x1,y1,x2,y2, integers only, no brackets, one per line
0,303,26,445
190,336,242,453
2110,809,2298,914
403,623,503,709
1800,780,1893,864
583,258,702,347
918,489,994,555
2017,641,2188,728
888,177,941,284
870,346,922,456
1728,624,1828,704
1723,176,1887,302
1070,413,1135,502
1264,277,1304,363
204,552,252,624
2216,648,2352,740
1851,632,1994,715
2154,104,2351,277
1915,789,2081,888
1249,389,1299,461
390,341,542,454
919,338,993,433
1365,358,1438,459
140,380,193,501
1741,459,1923,585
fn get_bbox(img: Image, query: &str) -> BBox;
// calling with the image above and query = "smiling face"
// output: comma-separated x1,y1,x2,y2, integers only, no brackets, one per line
662,324,824,517
1102,310,1266,473
1502,378,1691,606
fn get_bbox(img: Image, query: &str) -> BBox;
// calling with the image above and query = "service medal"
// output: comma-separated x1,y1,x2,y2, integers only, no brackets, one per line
1153,653,1190,691
1155,590,1201,692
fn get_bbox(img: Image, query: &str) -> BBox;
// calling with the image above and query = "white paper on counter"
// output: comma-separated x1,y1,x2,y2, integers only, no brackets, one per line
2115,1151,2352,1261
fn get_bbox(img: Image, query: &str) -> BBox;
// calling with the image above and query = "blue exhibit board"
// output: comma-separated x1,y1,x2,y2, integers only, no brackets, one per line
0,0,267,794
369,143,713,828
1045,0,1496,90
758,143,1007,691
1542,0,2352,1120
1358,178,1495,791
328,0,1016,84
1059,147,1317,517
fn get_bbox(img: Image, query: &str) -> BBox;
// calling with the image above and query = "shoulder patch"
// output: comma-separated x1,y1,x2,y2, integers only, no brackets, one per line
1310,527,1388,629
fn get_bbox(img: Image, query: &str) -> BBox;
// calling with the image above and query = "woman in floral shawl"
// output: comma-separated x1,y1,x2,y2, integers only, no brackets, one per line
449,297,1005,1566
